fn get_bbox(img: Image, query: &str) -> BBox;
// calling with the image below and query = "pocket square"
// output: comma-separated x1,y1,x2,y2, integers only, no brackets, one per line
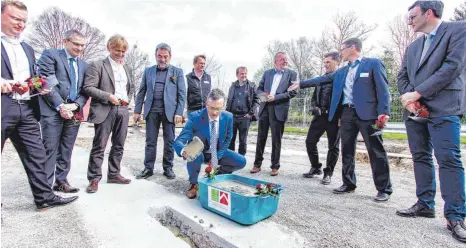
360,73,369,77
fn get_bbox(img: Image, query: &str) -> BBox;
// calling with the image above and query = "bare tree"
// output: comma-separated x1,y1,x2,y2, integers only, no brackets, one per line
387,14,419,69
125,44,150,104
329,11,378,51
451,1,466,21
284,37,315,81
312,31,334,75
253,40,286,82
28,7,106,61
204,55,222,77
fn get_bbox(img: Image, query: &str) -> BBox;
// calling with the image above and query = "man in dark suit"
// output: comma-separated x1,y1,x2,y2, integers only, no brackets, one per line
134,43,186,180
302,52,341,185
396,1,466,243
83,34,134,193
37,29,88,192
288,38,392,202
250,51,297,176
186,55,211,114
226,66,259,155
173,89,246,199
1,0,77,210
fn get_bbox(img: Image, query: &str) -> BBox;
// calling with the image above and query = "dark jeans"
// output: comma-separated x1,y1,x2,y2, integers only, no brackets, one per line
306,114,340,176
1,101,55,205
40,113,80,186
405,115,465,220
254,104,285,169
87,106,129,181
340,106,392,194
228,115,251,155
144,112,175,170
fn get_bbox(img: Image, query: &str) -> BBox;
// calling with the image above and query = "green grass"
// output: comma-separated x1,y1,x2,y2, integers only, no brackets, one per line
250,126,466,144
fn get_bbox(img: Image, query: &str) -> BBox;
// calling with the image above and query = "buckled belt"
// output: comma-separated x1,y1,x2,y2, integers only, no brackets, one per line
11,99,30,105
343,103,355,108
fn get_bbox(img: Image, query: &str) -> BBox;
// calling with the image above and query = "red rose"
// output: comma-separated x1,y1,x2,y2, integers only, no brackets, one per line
119,99,128,106
413,102,421,109
27,82,33,87
418,109,429,118
205,166,212,173
256,184,262,190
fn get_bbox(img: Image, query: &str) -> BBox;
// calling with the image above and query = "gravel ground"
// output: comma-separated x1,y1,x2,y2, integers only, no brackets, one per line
2,123,466,248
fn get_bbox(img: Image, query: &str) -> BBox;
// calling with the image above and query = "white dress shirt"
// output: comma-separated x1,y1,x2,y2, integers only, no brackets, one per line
342,56,363,105
108,56,128,101
1,33,31,100
270,70,284,96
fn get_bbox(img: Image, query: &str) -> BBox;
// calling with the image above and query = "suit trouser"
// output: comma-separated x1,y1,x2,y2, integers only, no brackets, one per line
87,106,129,181
305,113,340,176
1,101,55,205
340,106,392,194
40,113,80,186
144,111,175,170
405,115,465,220
254,104,285,169
229,115,251,155
187,150,246,184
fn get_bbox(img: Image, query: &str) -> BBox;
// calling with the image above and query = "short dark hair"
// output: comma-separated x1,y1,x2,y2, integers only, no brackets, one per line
193,54,206,65
343,38,362,52
1,0,27,13
408,1,443,19
64,29,85,40
236,66,247,75
324,51,340,61
208,88,225,101
155,43,171,56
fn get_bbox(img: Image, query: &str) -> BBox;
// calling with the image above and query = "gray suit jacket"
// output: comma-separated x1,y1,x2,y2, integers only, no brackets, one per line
37,49,89,116
134,65,186,122
397,21,466,119
83,57,133,124
256,68,298,122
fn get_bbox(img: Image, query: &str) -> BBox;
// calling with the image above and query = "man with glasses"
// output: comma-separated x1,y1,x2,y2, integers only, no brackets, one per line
251,51,298,176
1,0,78,210
397,1,466,243
288,38,392,202
173,89,246,199
37,29,88,192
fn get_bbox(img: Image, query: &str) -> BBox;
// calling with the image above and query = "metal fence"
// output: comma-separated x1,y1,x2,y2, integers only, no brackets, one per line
282,93,465,129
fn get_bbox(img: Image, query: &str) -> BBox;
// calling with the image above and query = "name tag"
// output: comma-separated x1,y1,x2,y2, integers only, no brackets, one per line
360,73,369,78
204,81,210,84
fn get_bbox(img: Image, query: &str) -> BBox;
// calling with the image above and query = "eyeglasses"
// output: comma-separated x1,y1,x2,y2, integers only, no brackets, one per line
340,46,349,52
207,105,223,111
67,39,85,48
8,14,27,24
408,11,426,21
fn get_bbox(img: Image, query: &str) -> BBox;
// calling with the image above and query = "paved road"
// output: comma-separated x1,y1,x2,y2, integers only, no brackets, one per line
2,124,465,247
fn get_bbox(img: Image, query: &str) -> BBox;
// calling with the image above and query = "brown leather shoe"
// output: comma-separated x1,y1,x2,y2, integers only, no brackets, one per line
107,175,131,184
86,180,99,193
271,169,279,176
186,184,199,199
250,167,261,174
53,183,80,193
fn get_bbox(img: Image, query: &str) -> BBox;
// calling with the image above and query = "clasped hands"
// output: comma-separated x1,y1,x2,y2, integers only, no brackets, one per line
400,91,422,113
59,103,78,119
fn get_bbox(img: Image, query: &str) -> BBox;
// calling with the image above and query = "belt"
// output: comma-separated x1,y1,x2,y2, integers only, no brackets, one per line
343,103,355,108
11,99,30,105
232,113,248,117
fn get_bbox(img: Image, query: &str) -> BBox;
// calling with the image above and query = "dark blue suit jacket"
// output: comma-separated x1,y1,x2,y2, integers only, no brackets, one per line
37,49,89,116
173,109,233,160
1,42,40,120
134,65,186,122
301,57,390,121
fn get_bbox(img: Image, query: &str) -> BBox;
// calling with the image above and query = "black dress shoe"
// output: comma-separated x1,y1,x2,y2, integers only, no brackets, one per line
333,185,356,194
447,219,466,243
136,168,153,179
374,192,390,202
163,167,176,179
321,174,331,185
303,167,322,178
36,195,79,211
53,183,80,193
396,204,435,218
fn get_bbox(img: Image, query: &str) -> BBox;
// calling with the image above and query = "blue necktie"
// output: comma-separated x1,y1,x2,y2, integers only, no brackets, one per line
210,120,218,168
349,60,360,69
420,34,435,63
69,58,77,101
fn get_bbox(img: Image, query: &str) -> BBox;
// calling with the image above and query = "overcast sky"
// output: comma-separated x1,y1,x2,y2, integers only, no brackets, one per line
21,0,464,85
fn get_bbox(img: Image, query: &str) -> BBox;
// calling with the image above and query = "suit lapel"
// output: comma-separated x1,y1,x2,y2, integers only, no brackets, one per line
353,58,367,82
219,113,225,145
412,38,423,74
103,57,115,87
59,49,73,83
20,42,35,76
201,109,211,142
276,69,289,92
1,43,13,77
417,22,447,71
123,64,131,94
265,70,274,92
77,59,85,88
